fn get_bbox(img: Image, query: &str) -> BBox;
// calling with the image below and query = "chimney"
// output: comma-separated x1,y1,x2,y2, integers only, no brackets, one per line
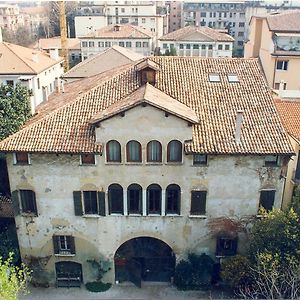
32,52,38,63
49,48,59,61
235,110,243,144
114,24,120,32
0,27,2,43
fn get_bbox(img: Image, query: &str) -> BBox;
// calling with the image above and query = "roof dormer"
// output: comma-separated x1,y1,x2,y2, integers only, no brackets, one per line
135,58,160,86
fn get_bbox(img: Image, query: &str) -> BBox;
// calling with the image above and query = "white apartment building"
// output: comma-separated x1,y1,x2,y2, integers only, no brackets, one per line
0,38,64,113
159,26,234,57
80,24,154,59
0,4,25,31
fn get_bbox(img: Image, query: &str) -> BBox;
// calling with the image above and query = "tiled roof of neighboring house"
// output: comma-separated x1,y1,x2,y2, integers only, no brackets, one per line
267,10,300,32
80,24,153,39
0,42,63,75
34,37,80,50
0,196,13,218
63,45,144,79
0,57,293,155
90,83,199,124
274,99,300,142
159,26,234,42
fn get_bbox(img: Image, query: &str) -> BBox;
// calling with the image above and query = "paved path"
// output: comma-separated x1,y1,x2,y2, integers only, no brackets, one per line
20,284,231,300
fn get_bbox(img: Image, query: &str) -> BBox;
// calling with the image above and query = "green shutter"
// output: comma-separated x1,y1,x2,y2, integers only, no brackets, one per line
52,236,59,254
97,191,105,216
32,191,38,216
68,236,76,255
73,191,83,216
11,190,20,216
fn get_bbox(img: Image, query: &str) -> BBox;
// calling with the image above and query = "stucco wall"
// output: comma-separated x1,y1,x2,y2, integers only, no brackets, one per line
7,105,286,284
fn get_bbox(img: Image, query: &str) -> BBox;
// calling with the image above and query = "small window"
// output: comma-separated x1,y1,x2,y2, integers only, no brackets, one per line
126,41,132,47
201,45,206,50
166,184,180,215
80,154,95,165
238,22,245,27
167,140,182,163
98,41,104,47
6,80,14,86
121,7,125,13
107,140,121,163
227,74,239,83
218,44,223,50
186,44,191,50
53,235,75,255
15,152,29,165
136,42,142,48
20,190,37,215
225,44,230,50
81,41,88,47
265,155,278,167
143,42,149,48
276,60,288,71
274,82,287,90
193,44,199,50
83,191,98,214
73,191,105,216
127,141,142,162
119,41,125,47
190,191,207,215
163,43,168,49
147,184,161,215
216,237,237,256
208,44,213,50
259,190,275,212
37,78,40,89
108,184,123,214
193,154,207,165
105,41,111,47
142,18,146,23
88,41,94,47
179,44,184,49
147,140,162,162
208,73,220,82
127,184,142,214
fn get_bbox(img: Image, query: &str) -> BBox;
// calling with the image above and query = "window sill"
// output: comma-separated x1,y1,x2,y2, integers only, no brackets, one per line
145,162,163,166
125,162,143,165
127,214,142,217
105,162,123,165
82,214,100,218
14,163,31,166
21,213,37,217
147,214,161,217
79,164,96,167
109,213,124,216
55,254,75,257
189,215,207,219
165,162,183,166
165,214,182,217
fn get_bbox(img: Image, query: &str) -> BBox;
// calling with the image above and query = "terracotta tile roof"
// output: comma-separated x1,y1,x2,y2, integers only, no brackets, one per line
90,83,199,124
274,99,300,142
159,26,234,42
267,10,300,32
0,57,293,155
34,37,80,50
63,45,144,79
0,42,63,75
80,24,153,39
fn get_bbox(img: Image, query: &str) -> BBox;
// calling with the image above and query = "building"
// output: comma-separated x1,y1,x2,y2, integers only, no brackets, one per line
244,10,300,91
75,1,168,43
34,37,81,68
0,38,64,113
0,56,293,286
167,1,183,32
63,45,144,83
159,26,234,57
0,4,25,31
274,98,300,208
79,24,154,59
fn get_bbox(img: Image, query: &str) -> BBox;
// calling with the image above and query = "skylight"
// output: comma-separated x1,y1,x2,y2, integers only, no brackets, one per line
228,74,239,83
208,73,220,82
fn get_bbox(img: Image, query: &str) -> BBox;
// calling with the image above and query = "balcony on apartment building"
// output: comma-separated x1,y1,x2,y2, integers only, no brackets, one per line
272,33,300,56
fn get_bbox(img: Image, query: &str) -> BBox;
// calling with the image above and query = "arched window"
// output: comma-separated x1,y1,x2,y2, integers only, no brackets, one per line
147,184,162,214
166,184,180,215
127,184,142,214
108,184,123,214
167,140,182,162
106,140,121,162
127,141,142,162
147,141,162,162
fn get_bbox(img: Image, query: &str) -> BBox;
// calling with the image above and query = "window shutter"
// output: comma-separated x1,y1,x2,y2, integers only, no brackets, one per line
68,236,76,255
32,191,38,216
73,191,83,216
11,190,20,216
52,236,59,254
97,191,105,216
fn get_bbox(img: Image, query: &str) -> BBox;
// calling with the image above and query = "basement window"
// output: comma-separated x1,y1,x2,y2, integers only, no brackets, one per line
216,237,237,257
193,154,207,166
265,155,278,167
208,73,220,82
80,154,95,165
53,235,75,256
227,74,239,83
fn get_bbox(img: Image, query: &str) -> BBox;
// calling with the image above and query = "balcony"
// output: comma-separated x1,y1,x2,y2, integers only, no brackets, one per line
272,33,300,56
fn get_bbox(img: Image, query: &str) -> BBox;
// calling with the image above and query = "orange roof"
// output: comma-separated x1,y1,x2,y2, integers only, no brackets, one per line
80,24,153,39
35,37,80,50
267,10,300,32
274,99,300,142
160,26,234,42
0,42,63,74
0,57,293,155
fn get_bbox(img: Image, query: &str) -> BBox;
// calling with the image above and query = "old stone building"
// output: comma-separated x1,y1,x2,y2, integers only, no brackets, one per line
0,56,293,287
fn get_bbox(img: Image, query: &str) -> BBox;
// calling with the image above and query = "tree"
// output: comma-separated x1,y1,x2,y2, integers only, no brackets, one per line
0,253,31,300
0,84,32,141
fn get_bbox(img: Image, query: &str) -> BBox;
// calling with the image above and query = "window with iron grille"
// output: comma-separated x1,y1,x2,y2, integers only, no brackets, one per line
53,235,75,255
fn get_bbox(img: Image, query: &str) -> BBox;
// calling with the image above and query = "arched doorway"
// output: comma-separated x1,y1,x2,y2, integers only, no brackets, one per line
55,261,82,287
114,237,175,287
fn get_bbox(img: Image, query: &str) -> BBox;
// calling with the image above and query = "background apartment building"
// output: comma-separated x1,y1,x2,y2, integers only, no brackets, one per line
0,4,25,31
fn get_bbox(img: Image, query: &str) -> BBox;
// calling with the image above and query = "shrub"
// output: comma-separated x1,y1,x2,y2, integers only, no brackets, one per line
221,255,253,290
174,253,214,290
85,281,111,292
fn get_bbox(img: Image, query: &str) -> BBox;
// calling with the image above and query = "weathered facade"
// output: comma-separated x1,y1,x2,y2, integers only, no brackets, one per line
0,56,293,286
